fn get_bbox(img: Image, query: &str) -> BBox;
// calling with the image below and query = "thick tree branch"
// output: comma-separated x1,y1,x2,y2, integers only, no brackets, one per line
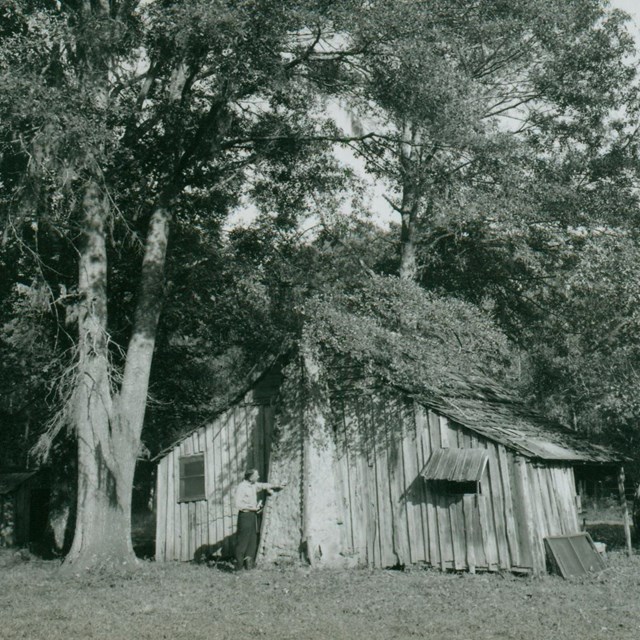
221,131,379,151
284,27,324,71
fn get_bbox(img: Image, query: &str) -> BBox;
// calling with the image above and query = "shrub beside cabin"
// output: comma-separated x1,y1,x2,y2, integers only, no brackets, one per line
154,358,622,574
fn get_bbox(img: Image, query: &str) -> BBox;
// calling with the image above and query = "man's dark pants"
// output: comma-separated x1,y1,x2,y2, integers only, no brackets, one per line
235,511,258,569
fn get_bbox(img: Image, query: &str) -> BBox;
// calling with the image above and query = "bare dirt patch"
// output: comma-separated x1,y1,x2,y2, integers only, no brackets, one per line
1,552,640,640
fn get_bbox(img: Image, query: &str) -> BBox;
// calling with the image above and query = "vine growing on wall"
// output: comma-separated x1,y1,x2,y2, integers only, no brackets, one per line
300,275,520,407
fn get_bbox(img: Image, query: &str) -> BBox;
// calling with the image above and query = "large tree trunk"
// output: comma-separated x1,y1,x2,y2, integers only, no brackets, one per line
399,178,419,281
64,181,135,569
65,414,137,568
398,125,421,282
62,0,180,570
119,201,172,437
64,185,172,571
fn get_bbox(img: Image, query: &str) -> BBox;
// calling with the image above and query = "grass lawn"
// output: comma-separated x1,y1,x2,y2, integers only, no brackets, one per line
2,550,640,640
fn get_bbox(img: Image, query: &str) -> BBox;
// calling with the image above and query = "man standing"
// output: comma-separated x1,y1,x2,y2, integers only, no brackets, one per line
234,468,286,571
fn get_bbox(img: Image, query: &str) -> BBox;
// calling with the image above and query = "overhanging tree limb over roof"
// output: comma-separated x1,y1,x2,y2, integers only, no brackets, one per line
156,276,625,466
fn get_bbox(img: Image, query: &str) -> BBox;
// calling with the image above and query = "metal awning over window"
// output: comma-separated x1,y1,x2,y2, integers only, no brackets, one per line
420,448,489,483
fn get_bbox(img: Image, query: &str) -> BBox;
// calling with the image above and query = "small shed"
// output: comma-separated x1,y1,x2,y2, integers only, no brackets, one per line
154,354,623,574
0,471,38,548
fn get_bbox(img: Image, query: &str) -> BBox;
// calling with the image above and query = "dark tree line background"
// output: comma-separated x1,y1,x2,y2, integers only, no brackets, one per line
1,0,640,565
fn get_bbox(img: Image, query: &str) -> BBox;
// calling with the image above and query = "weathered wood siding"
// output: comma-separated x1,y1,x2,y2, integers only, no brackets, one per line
155,389,275,561
513,459,579,571
331,394,580,573
157,377,582,572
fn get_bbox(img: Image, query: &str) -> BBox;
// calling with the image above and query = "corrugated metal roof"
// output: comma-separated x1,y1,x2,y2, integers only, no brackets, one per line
154,344,625,465
420,448,489,482
544,533,606,577
0,472,37,495
428,397,621,464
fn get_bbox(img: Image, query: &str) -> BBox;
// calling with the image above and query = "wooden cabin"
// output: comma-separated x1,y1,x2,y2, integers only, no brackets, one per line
0,471,38,548
154,371,280,562
154,357,622,574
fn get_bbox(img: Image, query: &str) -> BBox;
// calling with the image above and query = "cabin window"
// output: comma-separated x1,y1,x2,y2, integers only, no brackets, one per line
420,448,488,497
179,454,205,502
429,479,480,495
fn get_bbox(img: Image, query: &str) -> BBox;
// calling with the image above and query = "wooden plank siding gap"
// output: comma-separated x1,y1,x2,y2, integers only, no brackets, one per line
463,495,476,573
497,446,520,567
413,403,430,564
486,443,511,570
369,397,384,567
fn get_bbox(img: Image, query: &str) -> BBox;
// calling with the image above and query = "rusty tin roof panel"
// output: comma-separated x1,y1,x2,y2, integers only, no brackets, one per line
544,533,606,578
428,397,621,464
421,448,489,482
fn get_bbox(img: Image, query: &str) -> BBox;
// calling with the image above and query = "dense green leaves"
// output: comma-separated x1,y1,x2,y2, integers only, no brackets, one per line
337,0,637,281
303,274,518,400
2,0,640,476
0,0,366,456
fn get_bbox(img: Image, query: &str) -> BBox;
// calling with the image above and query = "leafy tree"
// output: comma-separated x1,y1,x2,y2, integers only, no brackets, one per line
410,82,640,442
3,0,638,572
325,0,640,465
0,0,367,569
303,274,517,398
341,0,635,281
521,231,640,451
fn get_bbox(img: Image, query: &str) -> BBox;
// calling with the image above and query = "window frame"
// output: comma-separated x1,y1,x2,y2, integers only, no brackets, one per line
427,478,482,496
178,453,206,502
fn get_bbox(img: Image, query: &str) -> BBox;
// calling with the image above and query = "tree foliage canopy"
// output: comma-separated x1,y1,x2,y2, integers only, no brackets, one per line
303,274,518,401
1,0,640,561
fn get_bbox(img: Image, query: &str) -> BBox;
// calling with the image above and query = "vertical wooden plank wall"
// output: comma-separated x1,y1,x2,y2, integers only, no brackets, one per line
156,387,582,569
331,396,579,573
483,441,509,570
156,390,276,561
525,463,581,572
418,405,439,567
333,395,435,569
505,460,581,574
